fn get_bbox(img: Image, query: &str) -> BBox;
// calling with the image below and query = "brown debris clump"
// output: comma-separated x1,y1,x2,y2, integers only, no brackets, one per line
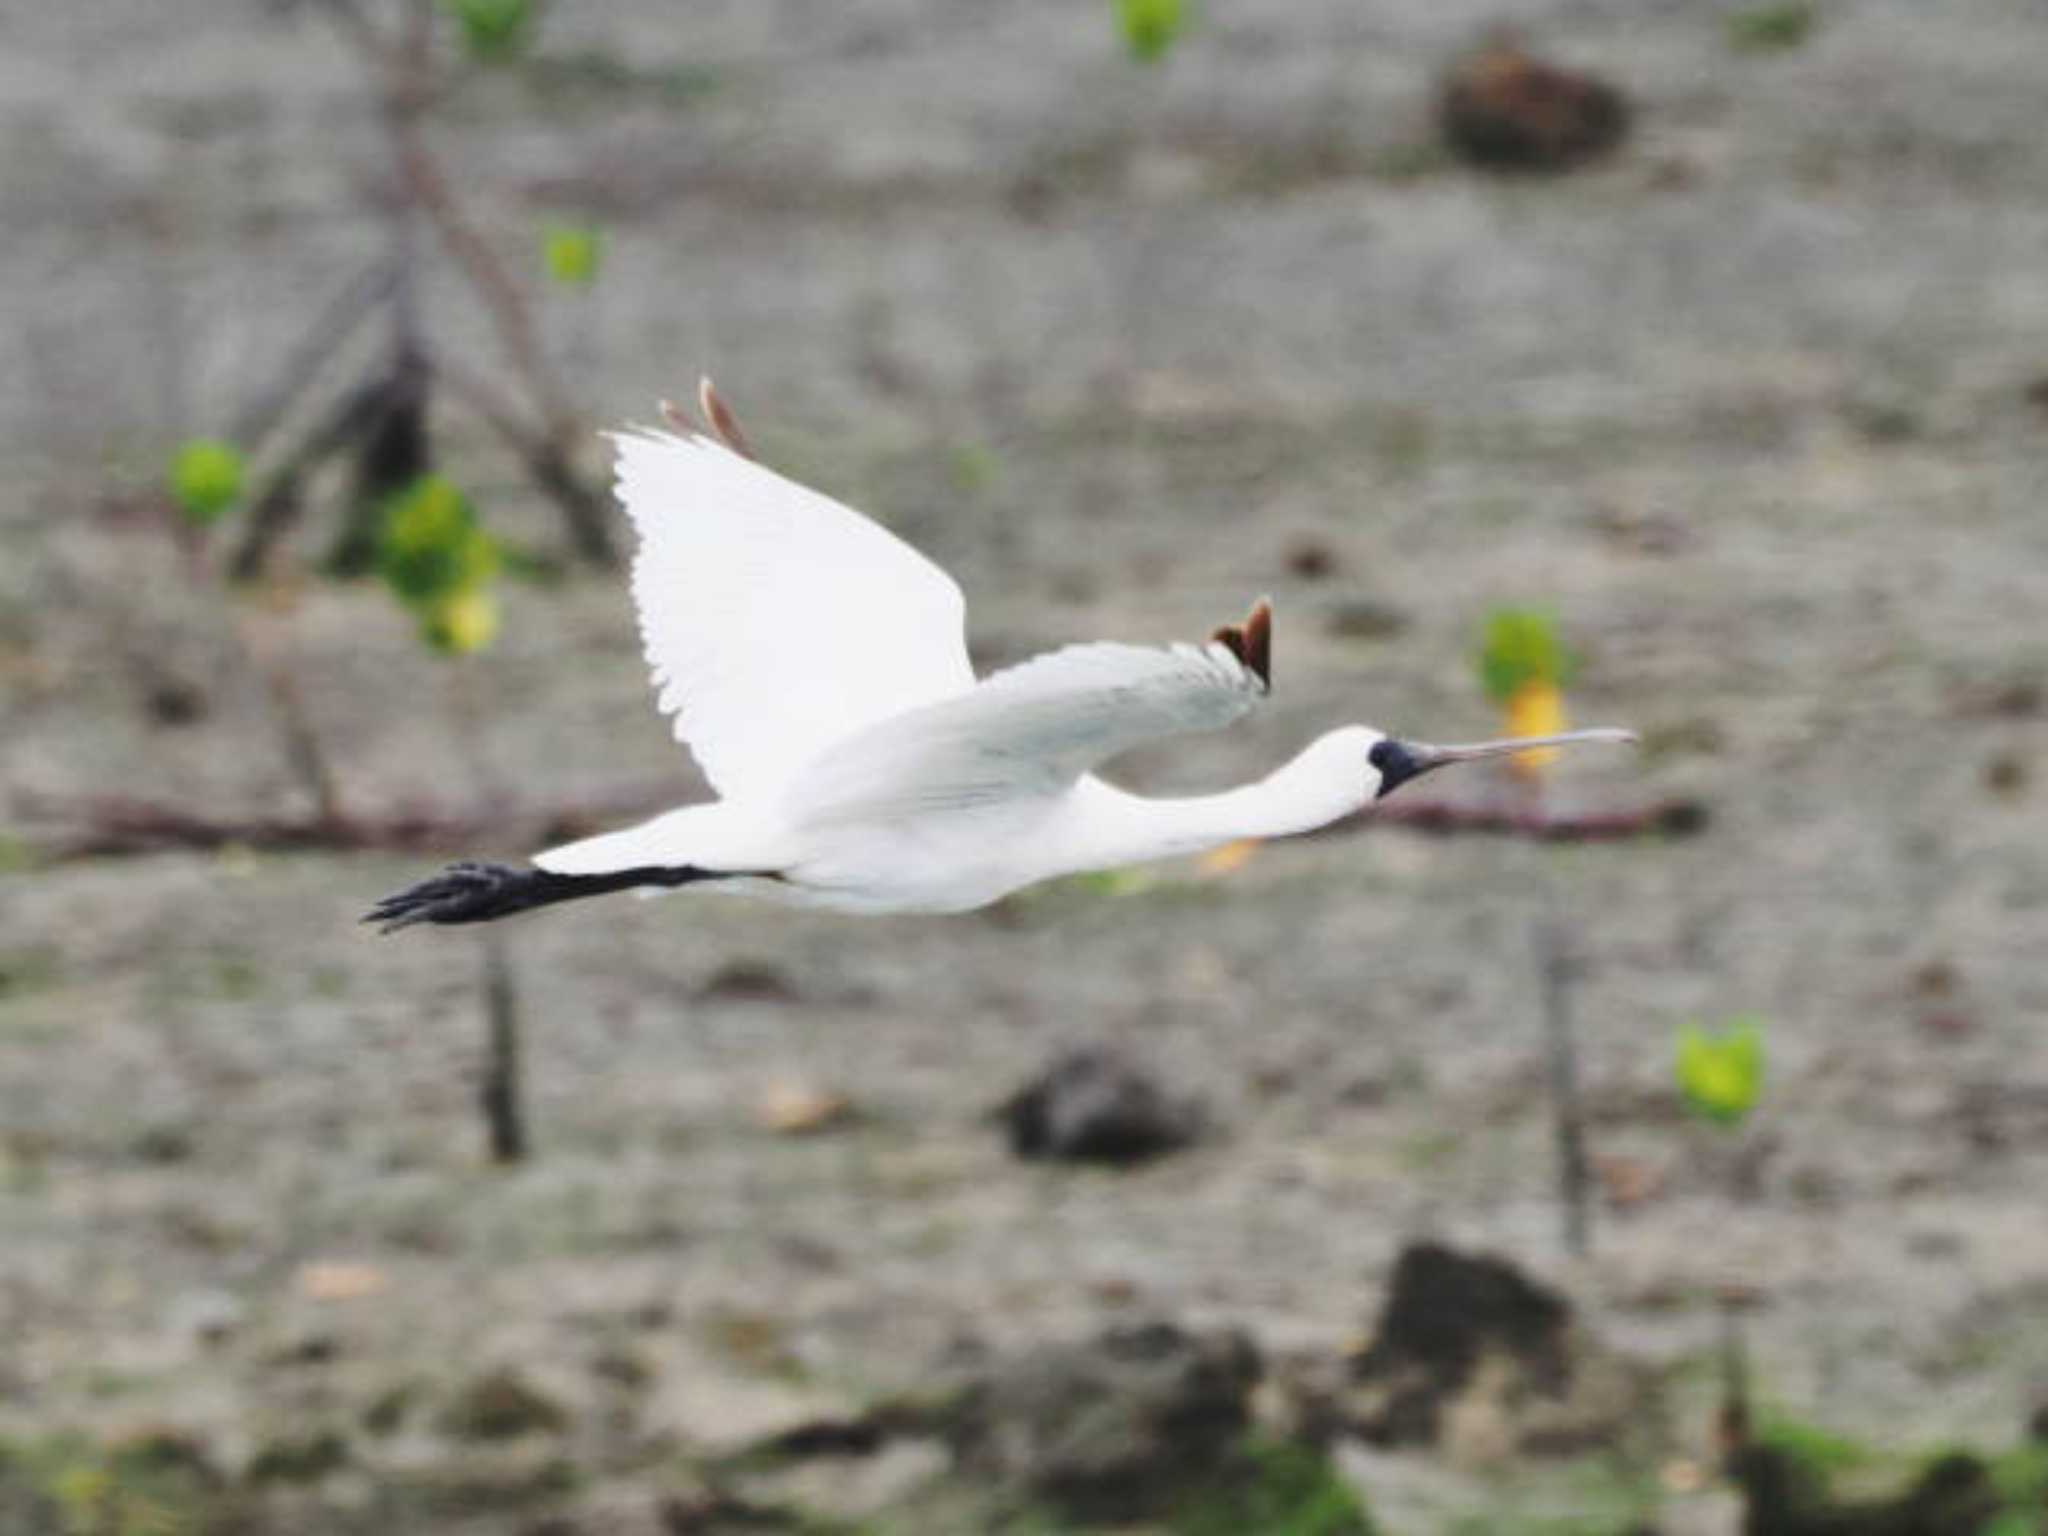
1438,41,1631,174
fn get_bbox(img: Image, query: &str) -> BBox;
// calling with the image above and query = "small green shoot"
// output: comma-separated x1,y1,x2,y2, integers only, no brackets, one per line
1477,607,1577,704
167,439,245,526
1675,1016,1766,1127
422,588,500,656
444,0,540,63
1117,0,1186,64
1169,1435,1372,1535
377,475,501,656
948,441,999,496
541,222,604,287
1727,2,1817,54
1990,1440,2048,1512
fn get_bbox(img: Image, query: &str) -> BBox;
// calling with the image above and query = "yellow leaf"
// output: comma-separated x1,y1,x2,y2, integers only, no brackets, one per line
1504,679,1566,778
426,589,500,656
1195,838,1262,877
297,1261,388,1302
756,1081,852,1135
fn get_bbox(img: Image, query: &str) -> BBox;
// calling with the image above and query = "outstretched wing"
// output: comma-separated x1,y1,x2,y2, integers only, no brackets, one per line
614,426,976,801
795,601,1273,822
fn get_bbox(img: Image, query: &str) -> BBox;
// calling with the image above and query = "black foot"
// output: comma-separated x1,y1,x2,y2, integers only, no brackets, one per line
365,859,739,934
363,861,537,933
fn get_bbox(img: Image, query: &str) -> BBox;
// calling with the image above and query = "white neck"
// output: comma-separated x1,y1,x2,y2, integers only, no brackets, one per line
1059,731,1372,873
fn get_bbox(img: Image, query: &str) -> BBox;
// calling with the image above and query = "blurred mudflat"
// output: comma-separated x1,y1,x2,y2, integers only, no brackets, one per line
4,1,2047,1530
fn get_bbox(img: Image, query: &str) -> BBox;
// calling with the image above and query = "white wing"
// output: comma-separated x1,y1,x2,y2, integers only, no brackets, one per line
793,629,1270,824
614,427,976,801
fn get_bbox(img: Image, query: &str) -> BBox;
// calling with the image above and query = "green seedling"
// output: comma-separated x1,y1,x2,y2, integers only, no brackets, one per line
1478,607,1582,780
444,0,539,63
377,475,501,656
1727,2,1817,54
1118,0,1186,63
1477,606,1578,704
541,222,604,287
167,438,245,527
1676,1016,1766,1127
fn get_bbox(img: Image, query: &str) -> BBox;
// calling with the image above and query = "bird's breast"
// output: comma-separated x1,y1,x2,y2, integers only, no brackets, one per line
780,800,1064,914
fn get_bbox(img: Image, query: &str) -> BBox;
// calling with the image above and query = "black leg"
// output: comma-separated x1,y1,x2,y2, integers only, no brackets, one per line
362,861,728,933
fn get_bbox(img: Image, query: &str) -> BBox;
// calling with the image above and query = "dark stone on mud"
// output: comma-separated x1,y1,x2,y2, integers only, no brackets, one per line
1354,1242,1571,1445
659,1489,817,1532
942,1321,1260,1523
1732,1445,2001,1536
696,959,802,1004
1322,1241,1645,1458
997,1047,1204,1165
437,1366,570,1441
1323,597,1412,642
1438,40,1631,175
245,1428,351,1484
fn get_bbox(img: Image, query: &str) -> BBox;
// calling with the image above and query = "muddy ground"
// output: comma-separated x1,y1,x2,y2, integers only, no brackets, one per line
4,1,2048,1530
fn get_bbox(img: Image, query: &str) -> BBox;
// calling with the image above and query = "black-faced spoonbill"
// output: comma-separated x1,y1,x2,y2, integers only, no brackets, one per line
366,386,1635,932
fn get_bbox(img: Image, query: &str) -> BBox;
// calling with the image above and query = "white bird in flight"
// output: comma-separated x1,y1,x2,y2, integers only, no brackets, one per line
367,383,1635,932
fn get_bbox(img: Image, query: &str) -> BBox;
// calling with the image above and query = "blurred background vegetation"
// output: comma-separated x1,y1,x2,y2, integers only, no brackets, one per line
4,1,2047,1532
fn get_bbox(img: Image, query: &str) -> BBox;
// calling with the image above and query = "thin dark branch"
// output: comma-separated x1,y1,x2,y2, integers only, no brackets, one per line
383,104,572,441
230,260,401,452
1537,914,1591,1257
441,360,617,562
480,932,529,1162
229,375,402,581
22,785,684,864
248,626,348,827
291,0,616,565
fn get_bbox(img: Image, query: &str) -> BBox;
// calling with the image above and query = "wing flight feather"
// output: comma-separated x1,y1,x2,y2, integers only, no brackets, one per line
613,427,975,800
795,605,1272,822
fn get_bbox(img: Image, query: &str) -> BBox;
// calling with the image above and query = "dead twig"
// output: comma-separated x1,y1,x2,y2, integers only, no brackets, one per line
229,259,402,454
480,930,528,1161
1537,913,1592,1257
21,784,683,864
229,375,400,581
439,360,615,545
290,0,616,566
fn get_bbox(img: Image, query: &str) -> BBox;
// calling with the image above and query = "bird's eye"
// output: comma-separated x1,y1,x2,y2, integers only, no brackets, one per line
1367,740,1396,772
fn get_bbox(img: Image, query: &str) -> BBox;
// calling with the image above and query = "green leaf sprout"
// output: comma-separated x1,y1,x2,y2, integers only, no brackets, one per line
1675,1016,1767,1128
541,222,604,287
1117,0,1186,64
1477,607,1578,705
1726,2,1816,55
377,475,501,655
167,439,246,527
444,0,539,64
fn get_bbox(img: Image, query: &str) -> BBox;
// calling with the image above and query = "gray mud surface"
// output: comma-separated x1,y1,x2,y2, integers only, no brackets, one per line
4,1,2048,1529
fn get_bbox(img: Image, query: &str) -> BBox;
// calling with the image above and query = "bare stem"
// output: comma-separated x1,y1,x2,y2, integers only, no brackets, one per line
237,609,347,828
448,654,531,1164
479,929,528,1163
308,0,615,565
230,260,401,454
1537,914,1591,1257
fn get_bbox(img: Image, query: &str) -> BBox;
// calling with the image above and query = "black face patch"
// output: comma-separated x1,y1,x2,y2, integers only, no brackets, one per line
1369,738,1425,800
